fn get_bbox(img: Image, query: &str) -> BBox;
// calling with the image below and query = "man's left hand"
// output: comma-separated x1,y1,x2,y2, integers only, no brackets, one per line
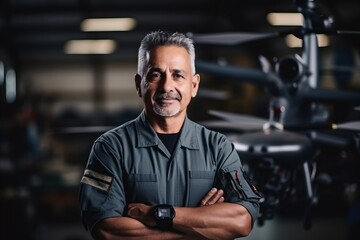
200,187,224,207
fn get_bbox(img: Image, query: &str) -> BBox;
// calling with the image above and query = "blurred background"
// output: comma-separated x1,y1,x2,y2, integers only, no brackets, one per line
0,0,359,239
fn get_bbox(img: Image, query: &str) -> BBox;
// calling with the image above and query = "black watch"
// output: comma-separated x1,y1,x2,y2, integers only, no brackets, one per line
152,204,176,230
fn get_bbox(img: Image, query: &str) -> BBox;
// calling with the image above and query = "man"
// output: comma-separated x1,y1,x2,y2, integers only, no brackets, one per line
79,30,261,239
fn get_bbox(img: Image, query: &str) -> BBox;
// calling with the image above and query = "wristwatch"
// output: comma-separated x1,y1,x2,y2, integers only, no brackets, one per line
152,204,176,229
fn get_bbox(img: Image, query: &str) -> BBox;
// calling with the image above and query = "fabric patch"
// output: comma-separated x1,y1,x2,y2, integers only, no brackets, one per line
81,169,112,191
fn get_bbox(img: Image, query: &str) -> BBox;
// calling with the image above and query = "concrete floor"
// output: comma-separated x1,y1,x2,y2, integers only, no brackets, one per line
244,216,349,240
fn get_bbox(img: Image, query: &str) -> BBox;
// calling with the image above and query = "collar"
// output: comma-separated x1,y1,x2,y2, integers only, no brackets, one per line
135,111,200,150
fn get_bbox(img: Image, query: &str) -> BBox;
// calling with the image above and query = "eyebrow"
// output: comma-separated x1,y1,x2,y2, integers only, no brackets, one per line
148,67,162,73
171,69,185,74
148,67,186,75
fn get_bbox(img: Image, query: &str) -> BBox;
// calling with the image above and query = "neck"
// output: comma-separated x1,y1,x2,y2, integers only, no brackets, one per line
145,110,186,134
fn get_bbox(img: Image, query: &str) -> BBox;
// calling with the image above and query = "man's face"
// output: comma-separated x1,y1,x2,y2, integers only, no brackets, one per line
136,45,200,118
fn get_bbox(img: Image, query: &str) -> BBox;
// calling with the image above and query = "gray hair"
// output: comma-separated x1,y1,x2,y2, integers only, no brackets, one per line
137,30,196,76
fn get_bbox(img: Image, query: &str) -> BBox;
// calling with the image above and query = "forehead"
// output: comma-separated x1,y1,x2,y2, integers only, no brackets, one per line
147,45,191,69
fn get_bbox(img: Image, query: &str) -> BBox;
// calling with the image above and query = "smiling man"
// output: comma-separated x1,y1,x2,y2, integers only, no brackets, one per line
79,30,261,240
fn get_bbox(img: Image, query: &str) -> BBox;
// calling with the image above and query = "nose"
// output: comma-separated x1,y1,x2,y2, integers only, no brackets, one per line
160,73,174,92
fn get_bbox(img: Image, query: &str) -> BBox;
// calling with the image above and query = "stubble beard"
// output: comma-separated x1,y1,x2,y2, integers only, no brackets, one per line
153,103,180,117
153,92,182,117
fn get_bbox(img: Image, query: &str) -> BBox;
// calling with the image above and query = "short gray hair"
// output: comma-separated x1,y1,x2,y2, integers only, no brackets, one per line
137,30,196,76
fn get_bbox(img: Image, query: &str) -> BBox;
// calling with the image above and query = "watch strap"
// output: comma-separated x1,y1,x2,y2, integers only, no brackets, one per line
153,204,175,230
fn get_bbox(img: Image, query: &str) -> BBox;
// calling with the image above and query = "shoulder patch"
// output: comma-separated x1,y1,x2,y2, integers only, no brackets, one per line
81,169,112,191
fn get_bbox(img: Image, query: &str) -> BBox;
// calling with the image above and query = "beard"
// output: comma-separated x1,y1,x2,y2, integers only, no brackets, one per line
153,103,180,117
153,92,182,117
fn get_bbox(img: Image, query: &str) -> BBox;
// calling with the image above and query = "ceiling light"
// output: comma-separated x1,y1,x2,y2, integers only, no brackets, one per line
285,35,302,48
6,69,16,103
267,13,303,26
317,34,330,47
0,61,4,85
81,18,136,32
285,34,329,48
64,39,117,54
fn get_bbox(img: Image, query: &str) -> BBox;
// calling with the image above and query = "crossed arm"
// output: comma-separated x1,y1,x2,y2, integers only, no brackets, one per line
92,188,252,240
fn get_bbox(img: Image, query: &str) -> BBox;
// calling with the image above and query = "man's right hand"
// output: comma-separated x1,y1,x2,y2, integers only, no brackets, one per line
200,188,224,207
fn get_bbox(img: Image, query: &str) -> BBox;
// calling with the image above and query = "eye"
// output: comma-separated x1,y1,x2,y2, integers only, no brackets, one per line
173,72,184,80
147,71,162,82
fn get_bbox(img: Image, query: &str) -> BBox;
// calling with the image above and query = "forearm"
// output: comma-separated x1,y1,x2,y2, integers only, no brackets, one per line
124,189,251,240
93,216,192,240
173,203,252,240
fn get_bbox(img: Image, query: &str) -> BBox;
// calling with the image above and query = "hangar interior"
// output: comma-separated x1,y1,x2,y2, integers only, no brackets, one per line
0,0,359,239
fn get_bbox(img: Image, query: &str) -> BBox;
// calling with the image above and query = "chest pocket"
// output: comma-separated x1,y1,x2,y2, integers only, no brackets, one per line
127,173,159,204
188,171,215,207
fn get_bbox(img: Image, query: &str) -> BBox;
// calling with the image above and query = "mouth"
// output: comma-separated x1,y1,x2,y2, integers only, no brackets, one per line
156,98,177,107
154,93,181,103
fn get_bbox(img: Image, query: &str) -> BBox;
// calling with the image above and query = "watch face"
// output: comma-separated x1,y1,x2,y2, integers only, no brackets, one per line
154,205,175,229
158,207,171,218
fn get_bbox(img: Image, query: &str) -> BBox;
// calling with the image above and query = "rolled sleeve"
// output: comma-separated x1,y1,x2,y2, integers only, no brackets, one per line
79,139,125,232
216,140,261,227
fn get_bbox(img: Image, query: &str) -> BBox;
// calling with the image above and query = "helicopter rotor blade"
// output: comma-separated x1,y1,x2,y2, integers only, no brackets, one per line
321,65,360,74
206,107,360,132
189,28,301,46
197,88,230,100
199,120,264,132
333,121,360,131
190,32,279,45
195,60,270,86
190,29,360,47
301,88,360,104
208,109,268,125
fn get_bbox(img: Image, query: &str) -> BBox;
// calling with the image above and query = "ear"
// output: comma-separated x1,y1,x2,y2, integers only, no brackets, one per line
135,74,142,97
191,74,200,98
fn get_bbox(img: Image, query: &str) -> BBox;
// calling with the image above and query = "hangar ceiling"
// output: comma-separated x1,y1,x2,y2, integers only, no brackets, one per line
1,0,360,66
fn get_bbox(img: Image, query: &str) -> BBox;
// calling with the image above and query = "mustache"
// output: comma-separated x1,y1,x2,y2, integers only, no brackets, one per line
154,92,181,101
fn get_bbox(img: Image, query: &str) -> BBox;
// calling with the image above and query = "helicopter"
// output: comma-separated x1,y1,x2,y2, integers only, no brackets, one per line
188,0,360,229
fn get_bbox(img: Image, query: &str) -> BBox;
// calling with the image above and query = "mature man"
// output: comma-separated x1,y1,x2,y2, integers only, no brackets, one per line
79,30,261,239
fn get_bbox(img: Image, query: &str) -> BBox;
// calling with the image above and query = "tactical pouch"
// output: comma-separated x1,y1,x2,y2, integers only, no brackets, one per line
214,169,261,203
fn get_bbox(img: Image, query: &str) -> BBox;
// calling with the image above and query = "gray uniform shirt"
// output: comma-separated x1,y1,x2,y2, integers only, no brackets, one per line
79,111,260,232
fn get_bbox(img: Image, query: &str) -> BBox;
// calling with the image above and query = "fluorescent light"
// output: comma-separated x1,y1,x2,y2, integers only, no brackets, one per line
0,61,4,85
64,39,117,54
81,18,136,32
285,35,302,48
317,34,329,47
6,69,16,103
285,34,329,48
267,13,303,26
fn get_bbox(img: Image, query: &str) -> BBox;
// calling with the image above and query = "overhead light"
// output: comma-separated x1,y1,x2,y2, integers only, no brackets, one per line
285,34,329,48
285,35,302,48
0,61,4,85
6,69,16,103
64,39,117,54
267,13,303,26
317,34,330,47
81,18,136,32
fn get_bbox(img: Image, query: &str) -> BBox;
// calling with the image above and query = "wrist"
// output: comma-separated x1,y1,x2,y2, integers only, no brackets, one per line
152,204,176,230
